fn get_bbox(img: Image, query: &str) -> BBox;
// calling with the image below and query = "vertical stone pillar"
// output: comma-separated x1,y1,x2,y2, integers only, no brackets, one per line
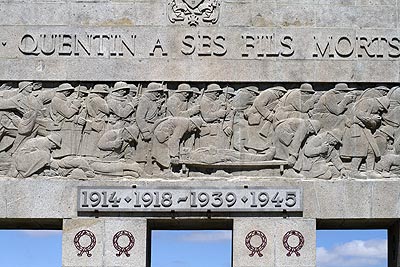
62,218,147,267
388,220,399,267
233,218,316,267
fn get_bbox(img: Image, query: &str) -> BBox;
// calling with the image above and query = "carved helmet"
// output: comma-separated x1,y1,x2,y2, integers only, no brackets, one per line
205,83,223,92
333,83,355,92
32,82,42,91
0,83,12,91
244,86,260,95
176,83,193,93
270,86,288,93
47,133,62,147
375,85,390,93
75,85,89,95
18,81,33,92
92,84,110,94
388,86,400,102
190,117,204,129
191,87,202,95
223,87,236,96
376,96,390,111
57,83,75,92
146,82,164,92
299,83,315,93
112,81,130,92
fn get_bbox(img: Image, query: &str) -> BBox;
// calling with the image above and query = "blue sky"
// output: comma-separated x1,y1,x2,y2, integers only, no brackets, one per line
151,230,232,267
0,230,62,267
317,230,387,267
0,229,387,267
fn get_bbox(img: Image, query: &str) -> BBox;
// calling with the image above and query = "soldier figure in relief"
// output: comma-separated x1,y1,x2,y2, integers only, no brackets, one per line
151,116,203,173
49,83,81,158
312,83,356,131
80,84,110,158
106,82,136,130
360,85,390,99
0,81,54,154
374,125,400,176
167,83,200,117
199,84,228,148
294,129,348,179
10,133,62,178
97,125,139,160
382,86,400,131
70,85,90,156
274,83,320,121
273,118,321,167
189,87,202,107
230,86,259,152
245,86,287,153
340,96,390,177
135,83,167,164
183,86,204,151
219,87,236,149
127,84,140,124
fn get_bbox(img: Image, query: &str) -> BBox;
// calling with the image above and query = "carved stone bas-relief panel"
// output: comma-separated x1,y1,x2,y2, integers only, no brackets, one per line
0,81,397,180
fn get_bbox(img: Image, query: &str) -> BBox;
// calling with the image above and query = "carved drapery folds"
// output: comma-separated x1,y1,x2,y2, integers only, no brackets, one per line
0,81,398,180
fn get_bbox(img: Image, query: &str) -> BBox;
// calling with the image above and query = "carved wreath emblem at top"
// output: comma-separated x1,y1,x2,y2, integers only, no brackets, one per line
167,0,221,26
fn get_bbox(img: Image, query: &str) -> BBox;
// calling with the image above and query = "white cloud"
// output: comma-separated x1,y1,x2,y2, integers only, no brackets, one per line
179,231,231,243
20,230,62,237
317,239,387,267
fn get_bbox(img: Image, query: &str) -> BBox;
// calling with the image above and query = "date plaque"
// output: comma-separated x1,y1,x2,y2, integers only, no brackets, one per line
78,187,303,213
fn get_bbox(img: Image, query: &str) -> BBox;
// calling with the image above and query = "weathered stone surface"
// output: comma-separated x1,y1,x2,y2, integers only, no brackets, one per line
0,178,398,220
315,6,397,28
233,218,315,267
6,179,75,218
274,219,316,266
62,218,147,267
0,0,399,82
233,218,277,267
62,219,105,267
103,219,147,267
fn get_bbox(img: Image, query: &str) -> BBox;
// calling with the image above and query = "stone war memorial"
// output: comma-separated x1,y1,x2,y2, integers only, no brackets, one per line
1,0,400,266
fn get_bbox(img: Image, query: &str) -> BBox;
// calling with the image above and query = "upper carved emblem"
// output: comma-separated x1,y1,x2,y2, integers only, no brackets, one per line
167,0,221,26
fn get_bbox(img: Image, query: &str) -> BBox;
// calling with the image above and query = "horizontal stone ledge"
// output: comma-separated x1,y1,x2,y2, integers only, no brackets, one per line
317,218,398,229
0,218,62,229
0,178,399,220
0,58,399,82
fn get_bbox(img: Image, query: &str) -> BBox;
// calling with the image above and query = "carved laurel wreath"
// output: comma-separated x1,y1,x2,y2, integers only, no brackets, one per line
113,230,135,257
74,230,97,257
245,230,268,257
282,230,305,257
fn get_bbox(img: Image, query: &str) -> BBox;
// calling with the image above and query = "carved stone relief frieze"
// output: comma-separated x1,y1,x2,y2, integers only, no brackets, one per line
0,81,398,180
